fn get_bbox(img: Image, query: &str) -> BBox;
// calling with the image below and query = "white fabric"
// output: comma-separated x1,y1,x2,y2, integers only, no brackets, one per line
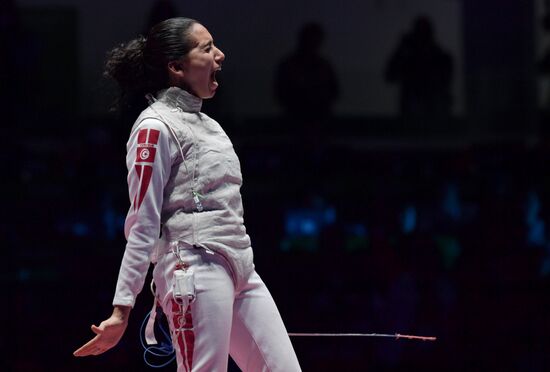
111,86,300,370
113,118,176,306
114,87,252,307
154,244,301,372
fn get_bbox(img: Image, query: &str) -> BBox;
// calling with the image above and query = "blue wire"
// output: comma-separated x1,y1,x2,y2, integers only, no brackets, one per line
140,310,176,368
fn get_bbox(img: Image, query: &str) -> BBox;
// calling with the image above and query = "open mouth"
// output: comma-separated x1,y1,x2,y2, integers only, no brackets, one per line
211,67,221,83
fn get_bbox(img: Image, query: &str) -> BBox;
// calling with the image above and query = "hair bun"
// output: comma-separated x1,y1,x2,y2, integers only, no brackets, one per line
104,17,198,112
104,35,148,97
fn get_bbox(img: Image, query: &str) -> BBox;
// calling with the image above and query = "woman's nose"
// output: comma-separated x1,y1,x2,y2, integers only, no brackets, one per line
215,47,225,62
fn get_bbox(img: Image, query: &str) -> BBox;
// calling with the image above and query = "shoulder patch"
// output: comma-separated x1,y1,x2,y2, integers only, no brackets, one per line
133,128,161,211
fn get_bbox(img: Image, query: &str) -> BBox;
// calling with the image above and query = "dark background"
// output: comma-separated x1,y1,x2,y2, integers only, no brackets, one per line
4,0,550,371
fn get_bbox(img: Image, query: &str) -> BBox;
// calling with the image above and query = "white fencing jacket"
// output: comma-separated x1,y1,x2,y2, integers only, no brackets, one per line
113,87,253,307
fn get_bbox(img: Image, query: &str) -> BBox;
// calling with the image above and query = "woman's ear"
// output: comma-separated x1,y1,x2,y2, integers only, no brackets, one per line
167,60,185,81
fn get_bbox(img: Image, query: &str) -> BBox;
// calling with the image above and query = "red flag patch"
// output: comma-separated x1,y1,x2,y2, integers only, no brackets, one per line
133,128,161,211
137,147,157,163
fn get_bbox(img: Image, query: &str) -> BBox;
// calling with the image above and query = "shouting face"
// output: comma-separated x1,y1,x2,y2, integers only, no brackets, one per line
174,23,225,99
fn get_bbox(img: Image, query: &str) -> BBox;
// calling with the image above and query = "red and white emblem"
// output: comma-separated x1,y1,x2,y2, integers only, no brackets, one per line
133,128,160,211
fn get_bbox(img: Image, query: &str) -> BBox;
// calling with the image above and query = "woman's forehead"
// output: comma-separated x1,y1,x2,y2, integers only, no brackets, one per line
188,23,213,46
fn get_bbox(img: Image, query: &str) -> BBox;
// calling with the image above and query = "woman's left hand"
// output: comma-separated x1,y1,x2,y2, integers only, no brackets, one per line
73,306,130,357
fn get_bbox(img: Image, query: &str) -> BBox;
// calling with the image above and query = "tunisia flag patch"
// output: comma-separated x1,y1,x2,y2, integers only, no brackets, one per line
133,128,160,211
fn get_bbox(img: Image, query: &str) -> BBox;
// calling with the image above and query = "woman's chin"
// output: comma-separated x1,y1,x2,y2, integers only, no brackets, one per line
202,87,218,99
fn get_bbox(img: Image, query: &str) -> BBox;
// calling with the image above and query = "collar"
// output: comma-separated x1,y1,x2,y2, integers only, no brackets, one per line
156,86,203,113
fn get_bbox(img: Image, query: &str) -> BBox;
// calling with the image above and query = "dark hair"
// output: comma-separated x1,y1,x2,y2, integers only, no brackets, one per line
104,17,198,111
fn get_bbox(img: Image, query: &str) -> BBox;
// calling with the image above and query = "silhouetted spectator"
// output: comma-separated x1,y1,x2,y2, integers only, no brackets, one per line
275,23,339,127
385,16,453,119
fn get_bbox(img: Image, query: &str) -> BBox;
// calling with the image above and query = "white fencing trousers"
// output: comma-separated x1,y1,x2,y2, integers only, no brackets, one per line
154,246,301,372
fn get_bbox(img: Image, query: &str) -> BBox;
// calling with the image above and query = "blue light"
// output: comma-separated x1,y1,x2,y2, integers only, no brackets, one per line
300,218,318,235
17,269,31,282
72,222,90,237
324,207,336,224
442,183,461,220
349,223,367,236
526,191,546,246
402,205,417,234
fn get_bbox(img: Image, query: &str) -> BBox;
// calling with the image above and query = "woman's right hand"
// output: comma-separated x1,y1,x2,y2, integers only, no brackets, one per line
73,305,131,357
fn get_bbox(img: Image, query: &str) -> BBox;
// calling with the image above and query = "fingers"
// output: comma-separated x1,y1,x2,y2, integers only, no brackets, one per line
73,325,103,357
90,346,108,356
73,337,97,357
73,337,110,357
74,318,124,358
73,344,108,357
73,345,91,357
74,316,121,358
